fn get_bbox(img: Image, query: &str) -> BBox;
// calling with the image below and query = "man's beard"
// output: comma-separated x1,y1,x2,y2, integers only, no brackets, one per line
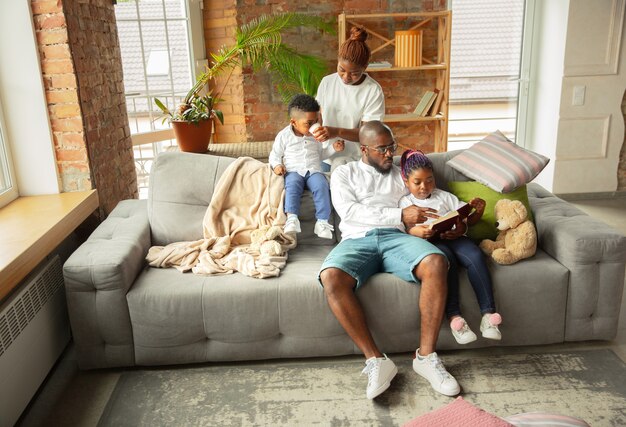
368,155,393,174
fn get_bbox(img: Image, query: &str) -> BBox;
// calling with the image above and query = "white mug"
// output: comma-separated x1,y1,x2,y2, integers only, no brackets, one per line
309,123,321,135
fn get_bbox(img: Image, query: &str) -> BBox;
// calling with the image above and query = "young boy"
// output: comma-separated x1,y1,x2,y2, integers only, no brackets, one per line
269,94,344,239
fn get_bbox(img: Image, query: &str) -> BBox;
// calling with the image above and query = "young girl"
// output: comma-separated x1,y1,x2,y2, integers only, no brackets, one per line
399,149,502,344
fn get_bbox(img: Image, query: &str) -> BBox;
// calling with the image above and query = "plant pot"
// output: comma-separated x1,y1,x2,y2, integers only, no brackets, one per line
171,120,213,153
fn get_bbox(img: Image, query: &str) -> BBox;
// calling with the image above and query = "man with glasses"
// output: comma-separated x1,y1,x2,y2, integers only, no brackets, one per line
318,121,460,400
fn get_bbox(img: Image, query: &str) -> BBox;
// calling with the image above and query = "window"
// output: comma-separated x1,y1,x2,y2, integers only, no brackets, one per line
115,0,205,197
146,49,171,77
448,0,534,149
0,99,17,208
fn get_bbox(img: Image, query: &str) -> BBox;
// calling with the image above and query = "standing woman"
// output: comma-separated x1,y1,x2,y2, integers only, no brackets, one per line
314,26,385,169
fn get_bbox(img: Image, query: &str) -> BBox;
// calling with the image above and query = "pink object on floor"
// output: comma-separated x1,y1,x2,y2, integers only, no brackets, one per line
403,396,513,427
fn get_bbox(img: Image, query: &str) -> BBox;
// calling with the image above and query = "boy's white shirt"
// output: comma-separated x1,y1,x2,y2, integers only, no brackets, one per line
398,189,464,226
316,73,385,162
269,124,336,176
330,160,408,240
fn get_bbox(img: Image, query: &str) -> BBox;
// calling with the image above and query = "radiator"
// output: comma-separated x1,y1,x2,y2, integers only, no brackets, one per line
0,255,70,427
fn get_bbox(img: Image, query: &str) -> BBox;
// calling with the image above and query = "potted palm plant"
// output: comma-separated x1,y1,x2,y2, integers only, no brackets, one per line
155,12,335,153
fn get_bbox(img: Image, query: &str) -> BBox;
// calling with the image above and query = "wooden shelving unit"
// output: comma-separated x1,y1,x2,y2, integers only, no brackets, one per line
338,11,451,152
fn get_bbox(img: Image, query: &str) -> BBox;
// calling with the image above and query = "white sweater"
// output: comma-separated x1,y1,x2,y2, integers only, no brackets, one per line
330,160,408,240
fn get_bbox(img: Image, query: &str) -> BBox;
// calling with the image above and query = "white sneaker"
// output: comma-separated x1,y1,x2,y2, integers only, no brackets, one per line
284,215,301,234
314,219,334,239
361,355,398,399
450,317,477,345
412,350,460,396
480,313,502,340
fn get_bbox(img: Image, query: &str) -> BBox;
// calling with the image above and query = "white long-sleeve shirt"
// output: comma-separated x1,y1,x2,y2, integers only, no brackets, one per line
398,189,465,226
269,125,335,176
330,160,409,240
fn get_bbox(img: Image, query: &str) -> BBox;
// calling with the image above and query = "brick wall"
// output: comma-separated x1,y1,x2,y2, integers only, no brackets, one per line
204,0,447,151
32,0,137,215
203,0,246,144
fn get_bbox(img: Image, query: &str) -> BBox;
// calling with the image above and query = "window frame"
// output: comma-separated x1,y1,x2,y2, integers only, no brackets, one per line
0,99,18,209
515,0,536,148
116,0,206,145
447,0,535,149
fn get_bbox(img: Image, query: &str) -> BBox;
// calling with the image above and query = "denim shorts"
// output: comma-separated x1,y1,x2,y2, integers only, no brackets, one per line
319,228,445,289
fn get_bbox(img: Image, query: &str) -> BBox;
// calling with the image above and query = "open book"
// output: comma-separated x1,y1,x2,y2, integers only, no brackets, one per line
428,202,473,233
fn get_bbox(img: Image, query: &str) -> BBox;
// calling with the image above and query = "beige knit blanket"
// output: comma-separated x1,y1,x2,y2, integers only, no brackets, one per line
146,157,296,278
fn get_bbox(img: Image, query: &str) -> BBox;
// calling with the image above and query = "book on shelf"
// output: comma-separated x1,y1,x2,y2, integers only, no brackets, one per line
427,88,444,116
413,90,436,116
367,61,392,69
428,202,473,233
420,88,440,117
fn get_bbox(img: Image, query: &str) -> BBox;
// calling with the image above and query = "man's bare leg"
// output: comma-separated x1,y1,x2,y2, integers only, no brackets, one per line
320,267,382,359
413,253,448,356
411,253,460,396
321,267,397,399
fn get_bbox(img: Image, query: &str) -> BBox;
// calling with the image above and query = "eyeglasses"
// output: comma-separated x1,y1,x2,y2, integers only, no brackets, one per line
362,142,398,155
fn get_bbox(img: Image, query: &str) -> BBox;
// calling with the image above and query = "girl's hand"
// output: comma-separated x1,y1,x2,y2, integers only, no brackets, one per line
408,225,436,239
469,197,486,216
439,218,467,240
273,165,286,176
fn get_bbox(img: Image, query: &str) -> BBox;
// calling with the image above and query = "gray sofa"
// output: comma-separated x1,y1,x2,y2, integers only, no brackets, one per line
63,150,626,369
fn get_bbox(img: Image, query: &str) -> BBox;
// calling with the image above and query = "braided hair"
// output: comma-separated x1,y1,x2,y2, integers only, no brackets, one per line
400,149,433,180
338,26,371,68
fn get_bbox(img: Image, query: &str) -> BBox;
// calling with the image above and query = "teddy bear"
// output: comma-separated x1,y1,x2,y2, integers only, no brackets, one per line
249,225,285,257
479,199,537,265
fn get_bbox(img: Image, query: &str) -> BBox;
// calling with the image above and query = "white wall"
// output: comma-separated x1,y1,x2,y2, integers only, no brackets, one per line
523,0,625,194
0,2,60,195
554,0,625,194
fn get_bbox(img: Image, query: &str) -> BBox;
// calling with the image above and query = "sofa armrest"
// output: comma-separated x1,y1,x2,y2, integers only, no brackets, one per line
63,199,150,368
528,184,626,341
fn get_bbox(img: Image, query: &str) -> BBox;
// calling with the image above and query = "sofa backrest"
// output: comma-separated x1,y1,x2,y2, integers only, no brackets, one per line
148,149,471,246
148,152,236,246
425,149,471,191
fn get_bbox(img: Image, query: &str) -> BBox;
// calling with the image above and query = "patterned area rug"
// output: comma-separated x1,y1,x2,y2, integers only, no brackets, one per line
98,349,626,426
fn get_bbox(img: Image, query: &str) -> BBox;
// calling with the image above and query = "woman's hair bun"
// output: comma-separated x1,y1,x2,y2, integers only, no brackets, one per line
349,26,368,42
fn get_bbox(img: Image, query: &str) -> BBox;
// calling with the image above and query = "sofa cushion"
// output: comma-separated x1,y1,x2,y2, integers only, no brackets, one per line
448,181,533,241
148,152,236,246
446,130,549,193
127,245,349,365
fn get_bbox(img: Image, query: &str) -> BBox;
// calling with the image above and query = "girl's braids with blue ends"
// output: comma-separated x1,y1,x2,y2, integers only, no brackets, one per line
400,149,434,180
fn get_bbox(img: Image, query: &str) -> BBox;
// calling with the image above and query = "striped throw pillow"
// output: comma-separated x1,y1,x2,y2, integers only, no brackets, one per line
446,130,549,193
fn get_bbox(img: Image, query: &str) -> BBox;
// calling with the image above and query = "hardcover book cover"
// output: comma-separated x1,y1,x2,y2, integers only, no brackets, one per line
429,202,473,233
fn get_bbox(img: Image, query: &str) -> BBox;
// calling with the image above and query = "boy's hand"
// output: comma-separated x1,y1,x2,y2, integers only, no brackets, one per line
408,225,436,239
273,165,286,176
333,140,345,152
311,125,328,142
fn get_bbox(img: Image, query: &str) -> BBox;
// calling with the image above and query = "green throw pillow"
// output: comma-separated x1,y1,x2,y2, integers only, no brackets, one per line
447,181,534,242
